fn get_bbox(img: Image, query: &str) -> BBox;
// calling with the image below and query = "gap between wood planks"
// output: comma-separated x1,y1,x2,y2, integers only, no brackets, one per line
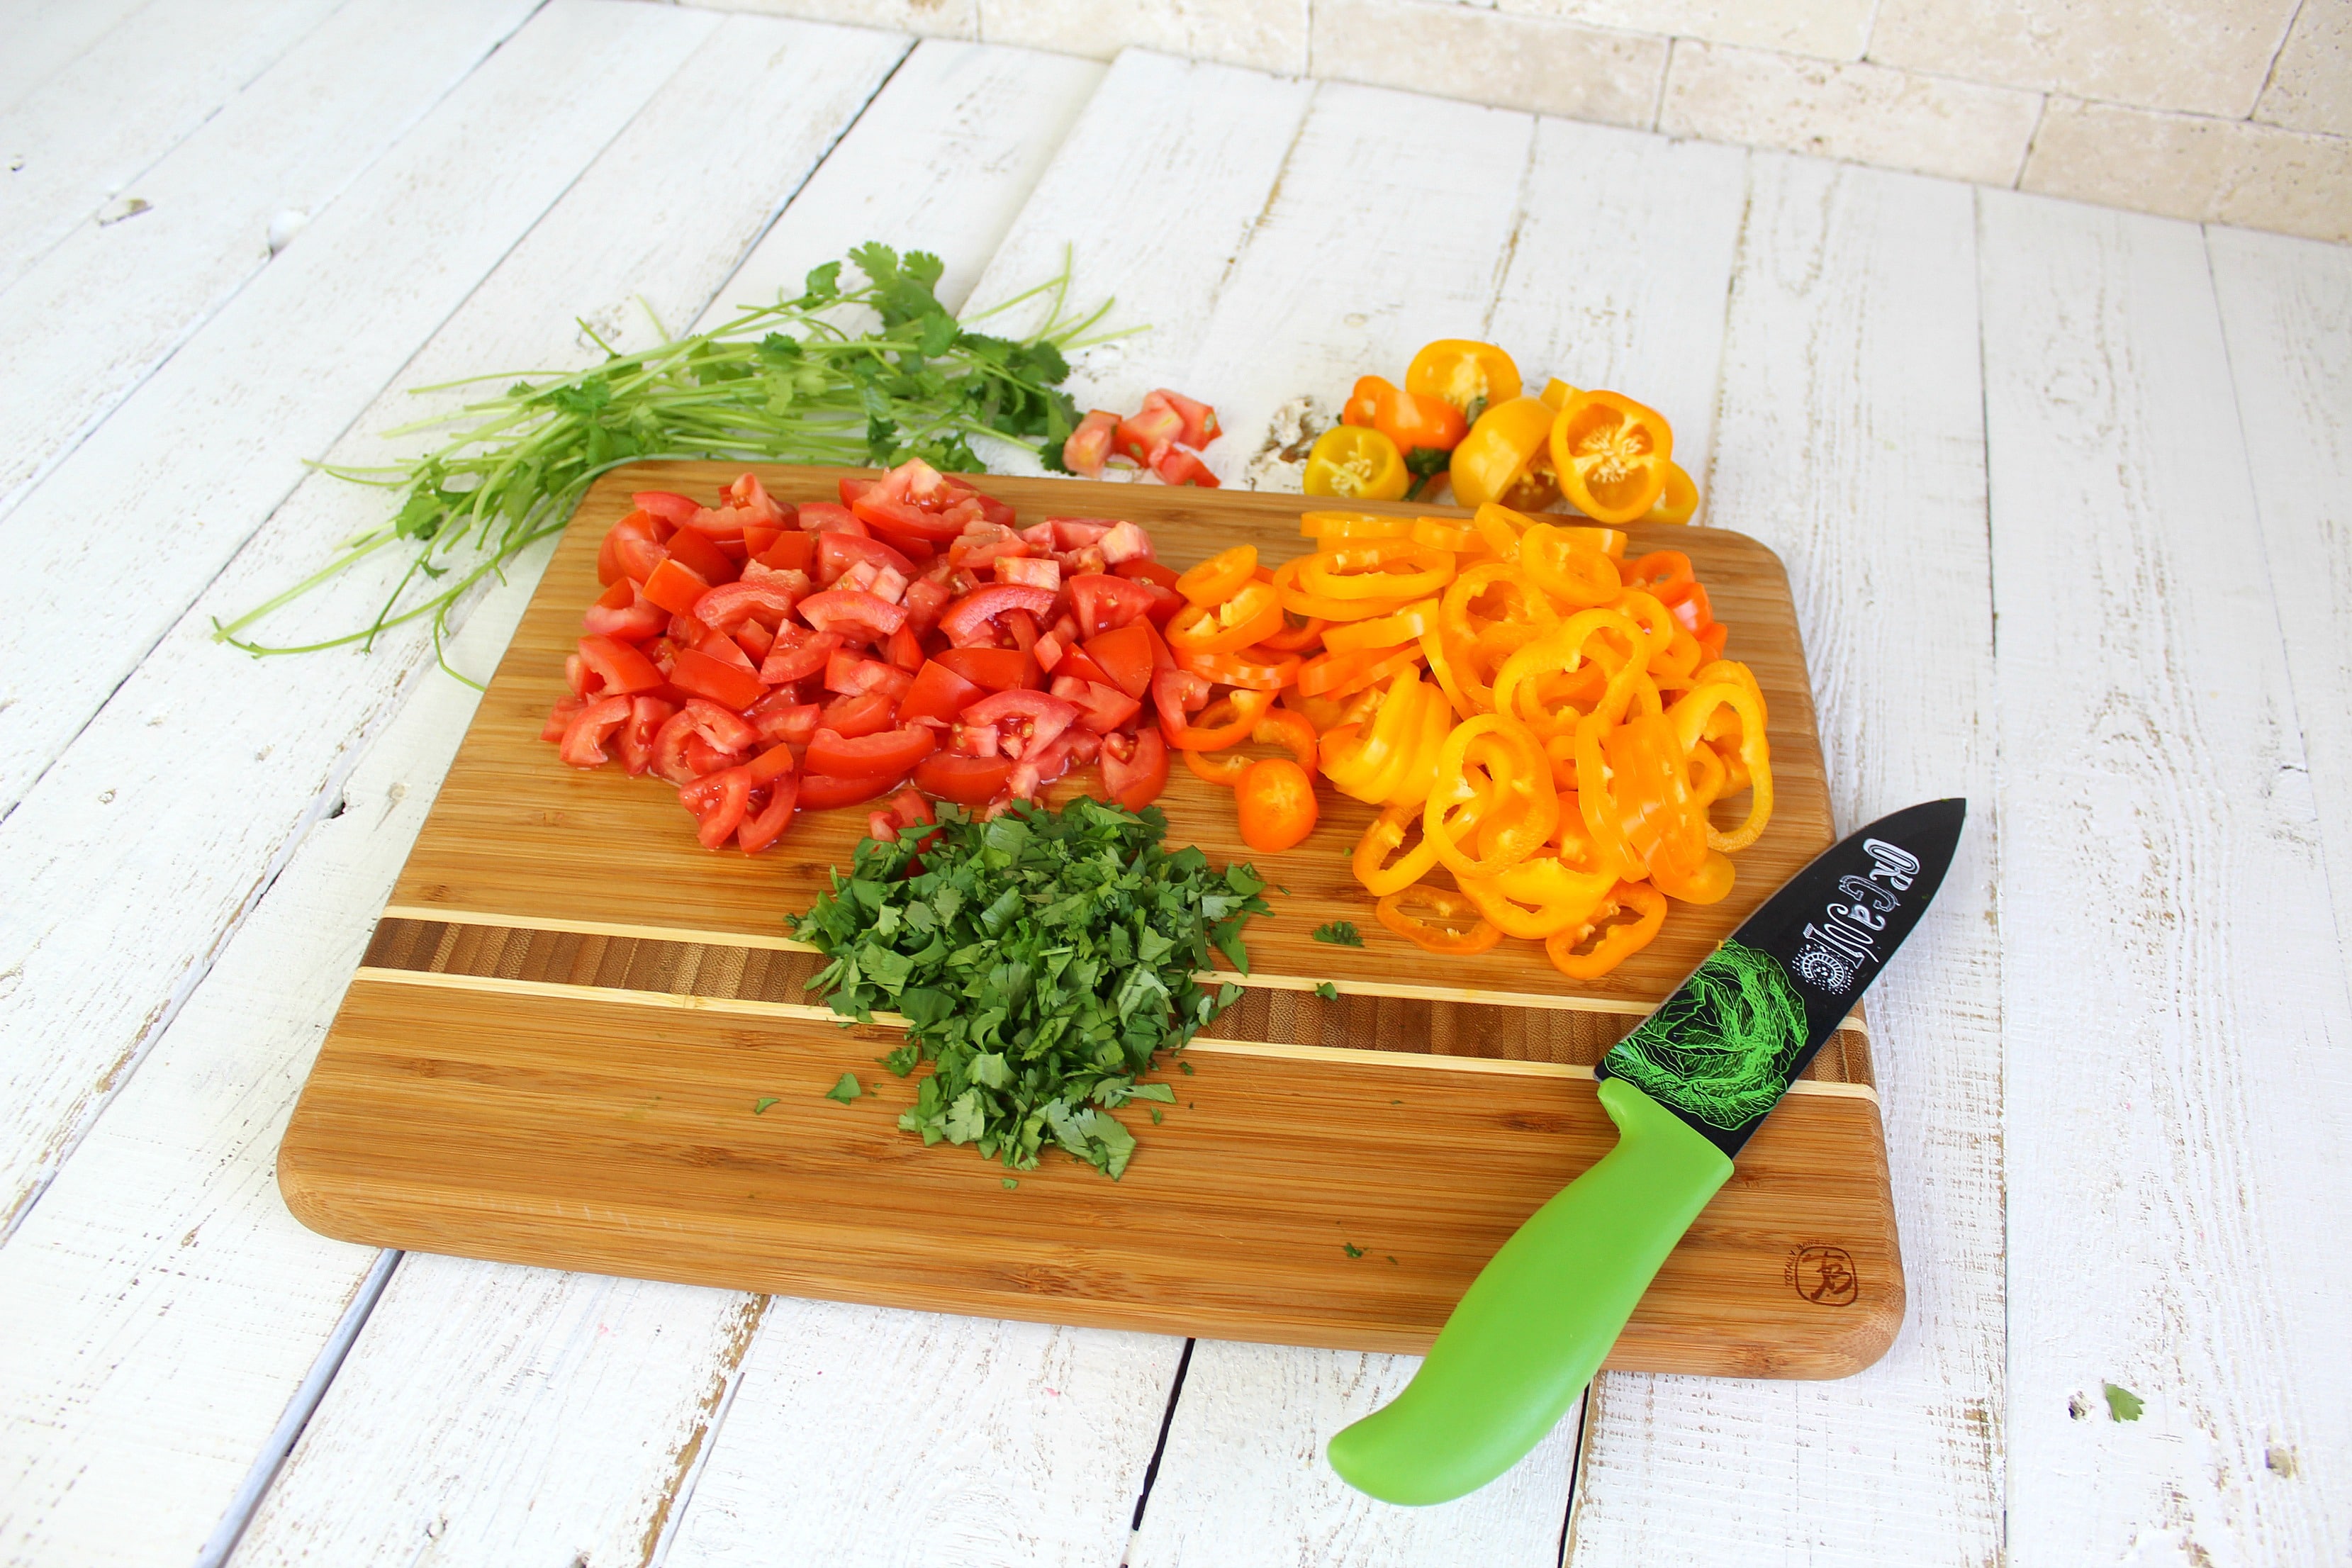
192,1250,402,1568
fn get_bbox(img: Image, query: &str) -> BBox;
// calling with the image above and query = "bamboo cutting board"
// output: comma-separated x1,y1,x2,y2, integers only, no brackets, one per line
280,463,1901,1377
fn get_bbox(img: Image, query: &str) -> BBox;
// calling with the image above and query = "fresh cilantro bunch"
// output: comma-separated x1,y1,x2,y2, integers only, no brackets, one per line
218,242,1124,680
795,798,1269,1180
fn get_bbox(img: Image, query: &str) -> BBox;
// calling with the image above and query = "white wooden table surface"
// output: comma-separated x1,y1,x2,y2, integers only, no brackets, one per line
3,4,2347,1564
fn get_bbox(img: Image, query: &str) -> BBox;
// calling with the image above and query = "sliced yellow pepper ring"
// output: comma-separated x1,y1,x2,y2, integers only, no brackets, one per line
1642,460,1698,526
1456,855,1620,939
1300,510,1416,542
1425,715,1557,879
1491,609,1647,739
1320,597,1440,654
1545,880,1667,979
1472,501,1537,557
1321,670,1427,805
1165,580,1285,654
1600,710,1720,901
1667,676,1773,853
1353,804,1445,897
1375,882,1503,956
1304,426,1409,500
1547,390,1672,525
1518,523,1624,607
1298,539,1457,600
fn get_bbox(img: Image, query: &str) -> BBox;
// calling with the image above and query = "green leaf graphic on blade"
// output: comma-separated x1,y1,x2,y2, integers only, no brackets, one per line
1601,939,1805,1131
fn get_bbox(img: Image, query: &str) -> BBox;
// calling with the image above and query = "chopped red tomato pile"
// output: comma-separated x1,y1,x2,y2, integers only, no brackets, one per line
1061,388,1221,487
544,460,1186,852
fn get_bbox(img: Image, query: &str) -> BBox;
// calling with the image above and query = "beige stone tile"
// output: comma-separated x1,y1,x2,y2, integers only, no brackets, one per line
977,0,1309,72
1657,40,2040,185
1309,0,1667,128
2256,0,2352,136
690,0,979,39
1866,0,2298,118
2022,96,2352,245
1497,0,1869,62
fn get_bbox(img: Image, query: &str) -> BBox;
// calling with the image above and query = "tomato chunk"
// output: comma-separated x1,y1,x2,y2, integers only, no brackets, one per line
933,646,1037,692
962,689,1080,759
1097,727,1170,811
669,646,766,710
680,766,753,850
913,751,1012,806
795,771,907,810
808,724,937,779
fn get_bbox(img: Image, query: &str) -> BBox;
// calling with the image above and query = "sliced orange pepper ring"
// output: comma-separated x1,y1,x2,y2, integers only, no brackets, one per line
1182,707,1321,785
1518,523,1624,607
1410,515,1481,552
1667,673,1773,853
1375,882,1503,956
1175,645,1302,691
1165,688,1276,750
1298,540,1456,601
1548,391,1672,525
1258,610,1330,652
1300,510,1416,542
1270,556,1414,622
1320,597,1440,655
1165,581,1284,654
1353,804,1447,896
1175,544,1258,607
1545,880,1667,978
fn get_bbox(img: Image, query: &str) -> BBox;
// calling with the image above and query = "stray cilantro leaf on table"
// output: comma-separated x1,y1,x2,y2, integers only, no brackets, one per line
753,1097,779,1115
1314,982,1339,1002
1343,1243,1365,1258
824,1073,862,1105
1312,920,1363,947
2102,1382,2144,1422
795,798,1270,1180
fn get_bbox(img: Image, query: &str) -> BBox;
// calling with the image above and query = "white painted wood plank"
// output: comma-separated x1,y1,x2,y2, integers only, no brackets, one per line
694,40,1106,329
1981,190,2352,1566
2207,227,2352,973
0,0,540,513
215,43,1161,1565
1564,155,2005,1568
0,0,155,113
956,50,1316,471
0,0,726,1233
1482,120,1749,513
1132,1345,1578,1568
0,0,717,817
1172,81,1539,491
660,1302,1181,1568
0,17,909,1567
0,558,531,1568
0,0,346,288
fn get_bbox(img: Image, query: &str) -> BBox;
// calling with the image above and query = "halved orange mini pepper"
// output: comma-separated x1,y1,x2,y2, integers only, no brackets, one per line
1303,426,1409,500
1342,376,1469,456
1548,390,1673,525
1406,340,1521,424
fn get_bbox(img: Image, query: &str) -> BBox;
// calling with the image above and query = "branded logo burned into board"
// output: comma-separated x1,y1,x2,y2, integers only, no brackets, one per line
1785,1244,1859,1306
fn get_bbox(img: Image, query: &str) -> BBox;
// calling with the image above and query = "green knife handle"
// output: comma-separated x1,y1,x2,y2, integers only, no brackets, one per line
1327,1077,1733,1506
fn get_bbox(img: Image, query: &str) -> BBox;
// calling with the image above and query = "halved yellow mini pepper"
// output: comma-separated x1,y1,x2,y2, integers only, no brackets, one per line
1450,398,1559,511
1303,425,1409,500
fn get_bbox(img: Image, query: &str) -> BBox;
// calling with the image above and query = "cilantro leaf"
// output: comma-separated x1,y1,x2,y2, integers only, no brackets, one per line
824,1073,862,1105
1315,982,1340,1001
753,1097,779,1115
1313,921,1364,947
1343,1243,1364,1258
2103,1382,2144,1422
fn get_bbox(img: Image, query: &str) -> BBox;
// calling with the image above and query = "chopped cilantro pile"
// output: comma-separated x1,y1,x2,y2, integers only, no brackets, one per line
1312,920,1363,946
794,798,1269,1179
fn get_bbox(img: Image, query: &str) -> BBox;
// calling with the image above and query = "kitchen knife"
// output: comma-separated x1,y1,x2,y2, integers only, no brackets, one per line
1326,797,1965,1506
